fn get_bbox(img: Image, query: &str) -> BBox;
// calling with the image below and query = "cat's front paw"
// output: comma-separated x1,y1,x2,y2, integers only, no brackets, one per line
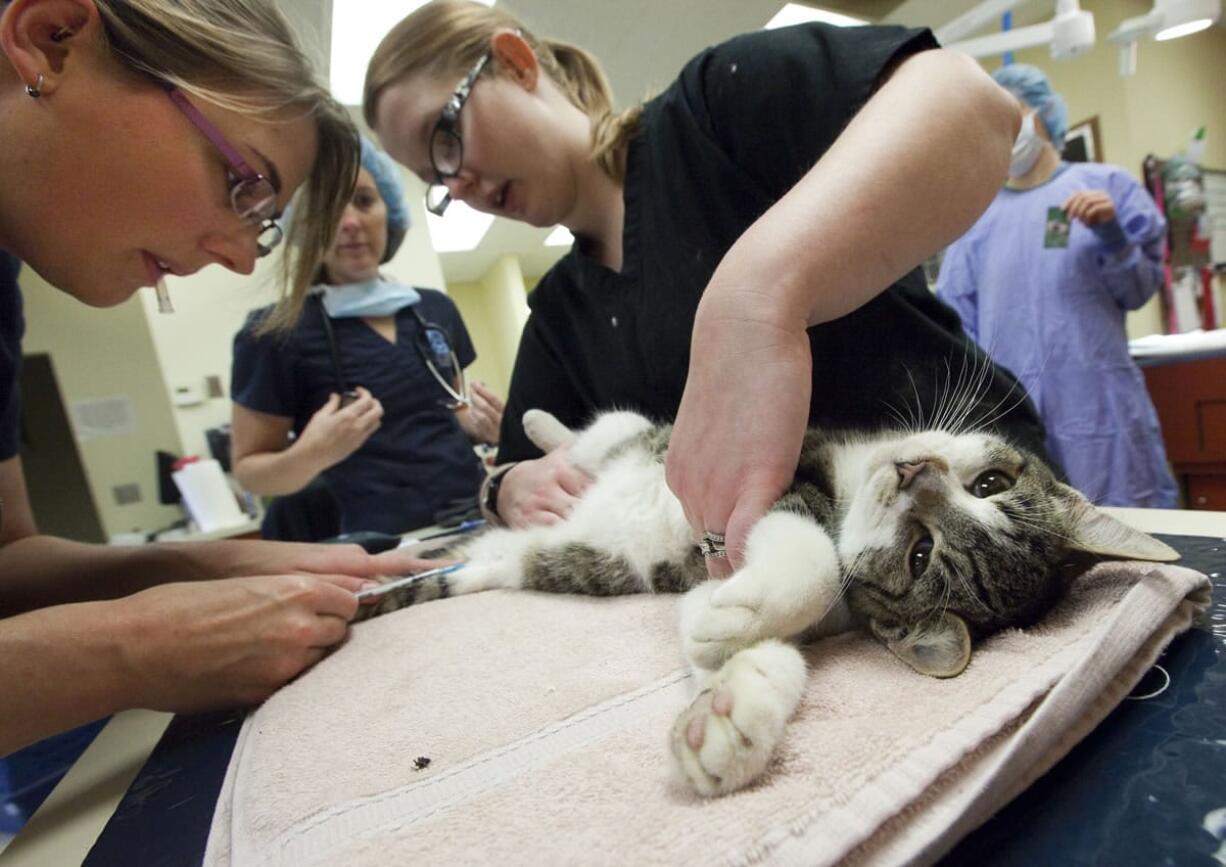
684,596,760,671
669,641,805,797
684,575,784,670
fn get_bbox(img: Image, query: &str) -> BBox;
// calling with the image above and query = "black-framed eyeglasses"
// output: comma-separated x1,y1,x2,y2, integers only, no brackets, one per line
424,51,490,218
166,88,284,257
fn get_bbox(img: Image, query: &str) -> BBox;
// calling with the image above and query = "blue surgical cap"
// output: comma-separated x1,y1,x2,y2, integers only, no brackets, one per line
280,136,410,264
360,137,408,236
360,136,410,262
992,63,1068,148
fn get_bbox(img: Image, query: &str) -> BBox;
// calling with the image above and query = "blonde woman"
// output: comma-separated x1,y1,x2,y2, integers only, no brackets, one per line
364,2,1051,575
0,0,423,756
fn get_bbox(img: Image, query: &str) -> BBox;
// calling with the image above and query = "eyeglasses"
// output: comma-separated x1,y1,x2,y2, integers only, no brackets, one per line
166,88,284,257
424,51,490,217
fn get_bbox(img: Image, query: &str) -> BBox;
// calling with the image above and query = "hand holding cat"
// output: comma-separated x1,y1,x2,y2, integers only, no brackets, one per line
666,291,812,578
496,448,592,528
296,387,383,469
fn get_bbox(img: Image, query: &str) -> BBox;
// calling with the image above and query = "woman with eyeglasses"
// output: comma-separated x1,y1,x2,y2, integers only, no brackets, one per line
0,0,437,757
363,1,1053,569
229,137,502,539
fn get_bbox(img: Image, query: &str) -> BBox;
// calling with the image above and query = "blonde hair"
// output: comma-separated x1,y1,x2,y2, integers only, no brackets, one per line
364,0,641,183
94,0,359,331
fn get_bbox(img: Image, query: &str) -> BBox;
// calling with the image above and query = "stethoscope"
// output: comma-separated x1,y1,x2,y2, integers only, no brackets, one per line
317,295,469,410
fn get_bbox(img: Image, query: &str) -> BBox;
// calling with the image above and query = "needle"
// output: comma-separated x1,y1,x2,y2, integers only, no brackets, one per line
356,563,465,601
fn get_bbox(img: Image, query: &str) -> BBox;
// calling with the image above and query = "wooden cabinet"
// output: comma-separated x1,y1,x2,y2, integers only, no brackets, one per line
1141,355,1226,510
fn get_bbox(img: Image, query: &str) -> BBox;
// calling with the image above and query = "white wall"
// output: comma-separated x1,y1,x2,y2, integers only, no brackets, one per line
21,271,185,537
448,256,532,398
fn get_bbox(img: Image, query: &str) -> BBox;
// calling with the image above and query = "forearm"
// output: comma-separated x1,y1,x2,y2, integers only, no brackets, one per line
0,534,291,617
0,600,138,756
704,50,1019,329
232,441,333,497
1100,244,1166,311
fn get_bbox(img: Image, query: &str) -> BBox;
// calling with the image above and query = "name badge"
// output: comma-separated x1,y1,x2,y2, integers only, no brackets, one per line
1044,207,1071,248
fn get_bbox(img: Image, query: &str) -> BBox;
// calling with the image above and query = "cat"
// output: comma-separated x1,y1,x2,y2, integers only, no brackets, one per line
359,408,1178,796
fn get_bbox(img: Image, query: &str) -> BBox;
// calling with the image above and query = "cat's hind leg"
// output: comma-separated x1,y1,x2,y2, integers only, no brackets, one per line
670,639,806,797
522,409,576,453
567,410,654,474
684,511,849,671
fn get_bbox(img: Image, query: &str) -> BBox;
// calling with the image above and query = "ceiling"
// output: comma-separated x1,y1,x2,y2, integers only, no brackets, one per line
283,0,1044,283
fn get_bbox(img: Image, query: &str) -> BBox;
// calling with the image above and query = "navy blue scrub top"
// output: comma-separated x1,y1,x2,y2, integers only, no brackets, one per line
231,288,485,535
0,250,26,460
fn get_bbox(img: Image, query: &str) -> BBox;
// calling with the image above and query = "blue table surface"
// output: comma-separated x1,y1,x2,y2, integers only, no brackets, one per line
83,535,1226,867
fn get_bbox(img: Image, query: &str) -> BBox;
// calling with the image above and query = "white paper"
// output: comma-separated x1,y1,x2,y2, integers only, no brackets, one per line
172,459,246,532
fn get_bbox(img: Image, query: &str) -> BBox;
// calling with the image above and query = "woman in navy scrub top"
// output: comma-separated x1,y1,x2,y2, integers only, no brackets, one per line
231,139,502,535
364,1,1047,577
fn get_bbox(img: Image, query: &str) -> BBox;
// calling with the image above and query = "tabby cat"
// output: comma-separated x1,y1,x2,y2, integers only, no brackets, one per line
360,408,1178,796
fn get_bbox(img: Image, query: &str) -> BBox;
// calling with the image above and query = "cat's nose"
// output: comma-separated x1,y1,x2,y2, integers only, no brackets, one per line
895,461,928,490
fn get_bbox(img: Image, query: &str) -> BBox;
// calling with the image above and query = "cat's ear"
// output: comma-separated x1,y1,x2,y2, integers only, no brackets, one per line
869,613,972,678
1063,488,1180,563
522,409,575,453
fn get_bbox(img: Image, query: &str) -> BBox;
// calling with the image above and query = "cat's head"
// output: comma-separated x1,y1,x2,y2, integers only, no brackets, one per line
839,430,1178,679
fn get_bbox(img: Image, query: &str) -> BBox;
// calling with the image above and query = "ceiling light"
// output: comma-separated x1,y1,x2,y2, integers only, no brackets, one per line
544,226,574,247
1154,17,1215,39
426,201,494,253
941,0,1095,61
1108,0,1220,74
765,4,866,29
330,0,495,105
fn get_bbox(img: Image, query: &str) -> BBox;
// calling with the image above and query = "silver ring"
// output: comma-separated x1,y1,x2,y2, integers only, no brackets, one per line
26,73,43,99
698,531,726,559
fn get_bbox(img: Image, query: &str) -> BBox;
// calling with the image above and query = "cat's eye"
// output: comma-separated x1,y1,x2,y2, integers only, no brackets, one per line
908,533,934,579
971,470,1014,498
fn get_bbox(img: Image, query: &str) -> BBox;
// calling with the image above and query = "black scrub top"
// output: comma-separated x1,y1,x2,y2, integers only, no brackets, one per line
0,251,25,460
232,288,485,534
497,23,1051,467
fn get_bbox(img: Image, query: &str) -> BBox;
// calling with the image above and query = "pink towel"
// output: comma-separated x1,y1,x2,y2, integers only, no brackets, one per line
204,561,1210,867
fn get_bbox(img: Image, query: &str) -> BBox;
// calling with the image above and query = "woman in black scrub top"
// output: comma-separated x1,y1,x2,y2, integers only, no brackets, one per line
363,0,1048,577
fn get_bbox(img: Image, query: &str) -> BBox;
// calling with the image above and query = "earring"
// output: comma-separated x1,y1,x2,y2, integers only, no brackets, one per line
51,27,72,42
25,73,43,98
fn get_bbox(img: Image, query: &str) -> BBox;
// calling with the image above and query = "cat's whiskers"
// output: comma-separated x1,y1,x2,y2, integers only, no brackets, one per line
942,347,986,435
951,347,998,435
940,347,995,436
899,366,927,433
947,555,997,617
965,329,1062,436
1000,511,1079,548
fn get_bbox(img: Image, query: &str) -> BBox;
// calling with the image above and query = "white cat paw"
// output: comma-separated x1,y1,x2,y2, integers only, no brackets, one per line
684,577,778,670
684,602,759,671
669,643,804,797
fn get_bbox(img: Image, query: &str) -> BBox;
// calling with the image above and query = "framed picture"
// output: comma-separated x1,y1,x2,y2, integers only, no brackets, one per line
1062,116,1102,163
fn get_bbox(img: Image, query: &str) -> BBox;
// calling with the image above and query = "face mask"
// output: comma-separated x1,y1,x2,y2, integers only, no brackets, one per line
320,278,422,318
1008,111,1047,179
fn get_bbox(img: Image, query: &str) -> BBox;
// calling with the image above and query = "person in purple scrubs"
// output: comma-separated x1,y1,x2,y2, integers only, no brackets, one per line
937,64,1178,508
